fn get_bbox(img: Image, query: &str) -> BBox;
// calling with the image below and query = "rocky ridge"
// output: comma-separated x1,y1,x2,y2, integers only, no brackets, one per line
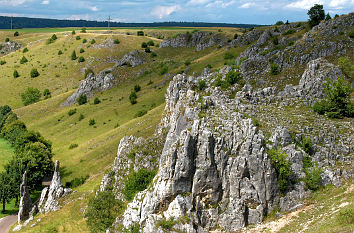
0,41,22,55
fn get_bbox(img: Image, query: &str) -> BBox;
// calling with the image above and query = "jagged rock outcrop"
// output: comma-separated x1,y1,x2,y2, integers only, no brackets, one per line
18,172,33,224
38,161,72,214
115,50,144,67
0,41,22,55
160,31,228,51
63,69,115,106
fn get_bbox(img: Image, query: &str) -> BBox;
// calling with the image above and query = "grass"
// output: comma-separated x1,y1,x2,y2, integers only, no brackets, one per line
0,138,14,172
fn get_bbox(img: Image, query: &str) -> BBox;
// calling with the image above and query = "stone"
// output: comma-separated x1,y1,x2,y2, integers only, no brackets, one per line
115,50,144,67
18,172,33,224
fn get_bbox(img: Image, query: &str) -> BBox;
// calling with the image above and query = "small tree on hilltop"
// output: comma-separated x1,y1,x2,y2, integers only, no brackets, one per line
13,70,19,78
14,31,19,37
71,51,77,60
30,68,39,78
325,13,332,20
308,4,325,28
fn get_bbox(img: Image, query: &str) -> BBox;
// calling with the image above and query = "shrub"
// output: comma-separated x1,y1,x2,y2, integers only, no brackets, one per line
21,87,41,106
79,114,84,121
129,91,137,105
0,60,6,65
134,85,141,92
150,52,157,58
135,110,147,118
65,175,88,188
89,119,96,126
30,68,39,78
198,80,207,91
184,60,191,66
23,48,28,53
156,218,177,230
271,36,279,45
81,28,86,33
85,189,124,233
84,68,94,78
137,31,144,36
71,51,77,60
338,56,353,78
268,149,292,194
123,168,156,201
76,36,81,40
68,143,78,149
308,4,325,27
51,34,57,41
14,31,19,37
20,56,28,64
113,39,120,44
90,39,96,44
82,39,87,44
303,166,322,191
234,33,238,39
270,63,279,75
282,29,296,35
337,209,354,225
147,40,154,46
68,109,77,116
144,47,151,53
159,65,168,75
78,56,85,63
72,30,76,35
224,52,235,60
77,94,87,105
93,97,101,105
300,137,312,154
275,21,284,25
226,71,243,85
141,42,148,48
325,13,331,20
13,70,19,78
79,48,85,53
43,89,51,99
348,30,354,38
5,38,9,42
58,50,63,55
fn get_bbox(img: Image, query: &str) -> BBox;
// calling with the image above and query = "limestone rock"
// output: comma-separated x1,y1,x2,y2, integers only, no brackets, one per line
115,50,144,67
0,41,22,55
18,172,33,224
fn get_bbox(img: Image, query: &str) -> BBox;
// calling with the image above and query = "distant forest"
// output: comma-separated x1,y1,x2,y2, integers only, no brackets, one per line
0,16,260,29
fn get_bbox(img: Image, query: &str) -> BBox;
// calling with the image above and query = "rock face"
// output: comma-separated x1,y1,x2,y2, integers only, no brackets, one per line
38,161,72,214
160,31,228,51
0,41,22,55
115,50,144,67
18,172,33,224
63,69,115,106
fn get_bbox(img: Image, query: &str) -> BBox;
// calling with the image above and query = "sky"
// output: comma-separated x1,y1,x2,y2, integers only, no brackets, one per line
0,0,353,25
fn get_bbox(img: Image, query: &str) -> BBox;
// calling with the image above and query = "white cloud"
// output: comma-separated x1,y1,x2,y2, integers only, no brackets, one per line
151,5,181,19
0,0,31,6
328,0,350,8
67,14,91,20
41,0,49,4
286,0,324,9
90,6,99,12
188,0,211,5
207,0,236,8
239,2,256,8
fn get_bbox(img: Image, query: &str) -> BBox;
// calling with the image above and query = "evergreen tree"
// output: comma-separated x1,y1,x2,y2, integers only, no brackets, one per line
308,4,325,27
71,50,77,60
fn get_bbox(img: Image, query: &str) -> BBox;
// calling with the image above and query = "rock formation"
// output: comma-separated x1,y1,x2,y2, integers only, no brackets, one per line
0,41,22,55
115,50,144,67
38,161,72,214
18,172,33,224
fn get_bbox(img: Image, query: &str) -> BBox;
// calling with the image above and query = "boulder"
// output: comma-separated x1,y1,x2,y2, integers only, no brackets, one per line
18,172,33,224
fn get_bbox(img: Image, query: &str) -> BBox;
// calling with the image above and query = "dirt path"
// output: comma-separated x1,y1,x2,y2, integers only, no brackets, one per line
0,214,17,233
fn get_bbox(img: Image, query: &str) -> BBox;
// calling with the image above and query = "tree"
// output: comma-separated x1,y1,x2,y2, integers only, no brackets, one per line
78,56,85,63
325,13,332,20
21,87,41,106
275,21,284,25
80,48,85,53
13,70,19,78
72,30,76,35
43,89,51,99
93,97,101,104
77,94,87,105
20,56,28,64
51,34,57,41
14,31,19,37
147,40,154,46
285,20,289,25
4,159,25,207
30,68,39,78
141,42,148,48
81,28,87,33
113,39,120,44
129,91,137,104
0,172,15,213
71,50,77,60
58,50,63,55
137,31,144,36
5,38,9,42
308,4,325,27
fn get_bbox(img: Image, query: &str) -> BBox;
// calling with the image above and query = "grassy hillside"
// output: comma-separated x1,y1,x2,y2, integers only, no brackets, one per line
0,138,14,172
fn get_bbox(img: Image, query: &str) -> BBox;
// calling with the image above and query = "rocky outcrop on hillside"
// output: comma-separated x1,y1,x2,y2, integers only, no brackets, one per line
18,172,33,224
38,161,72,214
160,31,228,51
115,50,144,67
0,41,22,55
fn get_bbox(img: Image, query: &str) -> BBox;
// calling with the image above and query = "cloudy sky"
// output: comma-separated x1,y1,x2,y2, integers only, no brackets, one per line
0,0,353,24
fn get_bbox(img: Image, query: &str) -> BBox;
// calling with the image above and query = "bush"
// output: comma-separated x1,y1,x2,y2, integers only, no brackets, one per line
156,218,177,230
129,91,137,105
147,40,154,46
338,56,353,78
300,137,312,154
71,51,77,60
270,63,279,75
137,31,144,36
79,114,84,121
348,30,354,38
0,60,6,65
13,70,19,78
68,109,77,116
76,36,81,40
82,39,87,44
68,143,78,149
77,94,87,105
337,209,354,225
89,119,96,126
58,50,63,55
224,52,235,60
114,39,120,44
14,31,19,37
268,149,292,194
123,168,156,201
30,68,39,78
43,89,51,99
184,60,191,66
308,4,325,27
51,34,57,41
198,80,207,91
159,65,168,75
79,48,85,53
275,21,284,25
135,110,147,118
72,30,76,35
134,85,141,92
65,175,88,188
282,29,296,35
150,52,157,58
144,47,151,53
303,166,322,191
81,28,86,33
226,71,243,85
141,42,148,48
234,33,238,39
5,38,9,42
93,97,101,105
272,36,279,45
85,189,124,233
21,87,41,106
23,48,28,53
20,56,28,64
90,39,96,44
78,56,85,63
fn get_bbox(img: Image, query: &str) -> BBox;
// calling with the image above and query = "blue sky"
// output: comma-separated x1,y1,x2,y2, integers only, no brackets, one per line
0,0,353,24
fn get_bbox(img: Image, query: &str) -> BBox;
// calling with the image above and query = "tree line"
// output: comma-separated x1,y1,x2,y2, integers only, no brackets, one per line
0,105,54,213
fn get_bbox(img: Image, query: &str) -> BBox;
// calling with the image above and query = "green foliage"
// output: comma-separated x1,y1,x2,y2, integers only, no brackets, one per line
137,31,144,36
114,39,120,44
46,34,57,44
78,114,84,121
20,56,28,64
0,60,6,65
69,143,78,149
252,117,260,127
77,94,87,105
123,168,156,201
308,4,325,27
71,50,77,60
300,137,312,154
233,33,238,39
270,63,279,75
68,109,77,116
134,85,141,92
198,79,207,91
14,31,19,37
80,48,85,53
271,36,279,45
150,52,157,58
338,56,353,78
94,97,101,105
275,21,284,25
21,87,41,106
78,56,85,63
84,68,94,78
144,47,151,53
226,71,243,85
90,39,96,44
65,175,88,188
43,89,51,99
22,47,28,53
303,166,322,191
135,110,147,118
129,91,137,105
147,40,154,46
159,65,168,75
13,70,19,78
302,155,313,169
51,34,57,41
5,38,9,42
89,119,96,126
313,77,353,118
141,42,148,48
268,149,292,194
85,189,125,233
224,51,235,60
282,29,296,35
82,39,87,44
81,28,86,33
58,50,63,55
76,36,81,40
156,218,177,230
0,172,15,213
325,13,331,20
337,209,354,224
72,30,76,35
